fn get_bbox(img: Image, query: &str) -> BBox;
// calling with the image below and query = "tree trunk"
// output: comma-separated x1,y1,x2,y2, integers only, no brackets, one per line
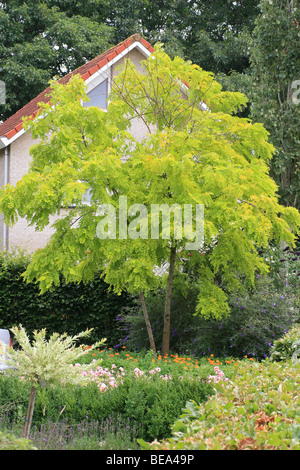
139,291,156,354
161,245,176,356
23,384,37,439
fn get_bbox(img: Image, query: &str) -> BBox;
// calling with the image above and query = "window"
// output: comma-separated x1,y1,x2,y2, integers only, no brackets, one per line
84,79,108,109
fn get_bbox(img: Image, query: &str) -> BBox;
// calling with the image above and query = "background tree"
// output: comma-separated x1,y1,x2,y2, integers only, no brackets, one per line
247,0,300,210
1,47,299,355
0,0,260,122
0,0,113,121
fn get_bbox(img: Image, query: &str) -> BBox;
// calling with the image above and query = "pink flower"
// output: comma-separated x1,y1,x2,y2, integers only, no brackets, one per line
99,383,108,392
134,367,144,377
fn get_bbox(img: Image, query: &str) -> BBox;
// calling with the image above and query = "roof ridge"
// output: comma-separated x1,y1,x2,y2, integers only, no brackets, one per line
0,34,153,142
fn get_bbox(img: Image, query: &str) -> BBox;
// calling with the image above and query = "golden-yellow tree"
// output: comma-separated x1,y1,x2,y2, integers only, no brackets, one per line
1,46,299,355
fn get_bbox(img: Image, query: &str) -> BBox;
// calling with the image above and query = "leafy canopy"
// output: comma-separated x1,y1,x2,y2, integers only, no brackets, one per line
0,45,299,321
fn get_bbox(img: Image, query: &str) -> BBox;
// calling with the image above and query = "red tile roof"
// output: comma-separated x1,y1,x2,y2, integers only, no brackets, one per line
0,34,154,142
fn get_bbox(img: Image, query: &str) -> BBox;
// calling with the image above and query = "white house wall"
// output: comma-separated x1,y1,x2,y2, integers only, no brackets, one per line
2,47,151,253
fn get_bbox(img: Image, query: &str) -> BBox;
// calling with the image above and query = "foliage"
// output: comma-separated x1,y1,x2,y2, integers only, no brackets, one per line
122,373,213,441
0,1,261,122
6,325,105,388
1,47,299,357
118,284,203,353
248,0,300,209
0,430,36,450
125,276,299,360
140,359,300,450
3,325,105,438
203,244,300,359
121,244,300,359
0,249,133,347
0,0,113,121
208,271,299,360
270,324,300,362
0,349,215,444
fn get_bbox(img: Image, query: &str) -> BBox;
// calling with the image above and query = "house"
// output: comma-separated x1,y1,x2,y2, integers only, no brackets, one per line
0,34,154,252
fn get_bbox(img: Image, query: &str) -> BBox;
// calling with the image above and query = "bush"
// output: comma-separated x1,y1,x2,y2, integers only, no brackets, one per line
0,375,30,427
210,274,299,359
122,245,300,359
0,250,133,346
122,373,213,441
269,325,300,362
0,362,214,443
120,284,205,353
122,276,299,359
141,360,300,450
0,430,36,450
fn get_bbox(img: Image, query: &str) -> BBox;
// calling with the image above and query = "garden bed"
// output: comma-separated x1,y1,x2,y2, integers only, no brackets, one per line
0,347,299,450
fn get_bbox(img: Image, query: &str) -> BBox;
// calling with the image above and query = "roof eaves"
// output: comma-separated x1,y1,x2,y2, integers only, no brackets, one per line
0,34,154,145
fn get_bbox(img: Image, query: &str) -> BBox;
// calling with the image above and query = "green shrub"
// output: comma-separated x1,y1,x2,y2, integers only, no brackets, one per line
45,381,129,423
36,375,213,442
0,430,36,450
270,325,300,362
123,374,213,441
141,360,300,450
0,375,30,427
122,245,300,359
121,284,205,353
0,250,133,346
0,364,213,442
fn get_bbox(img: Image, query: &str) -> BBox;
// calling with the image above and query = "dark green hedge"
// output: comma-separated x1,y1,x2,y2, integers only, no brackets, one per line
0,373,214,442
0,251,133,347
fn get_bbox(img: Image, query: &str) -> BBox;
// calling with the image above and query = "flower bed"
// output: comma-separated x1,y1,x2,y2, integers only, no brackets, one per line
75,349,231,393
